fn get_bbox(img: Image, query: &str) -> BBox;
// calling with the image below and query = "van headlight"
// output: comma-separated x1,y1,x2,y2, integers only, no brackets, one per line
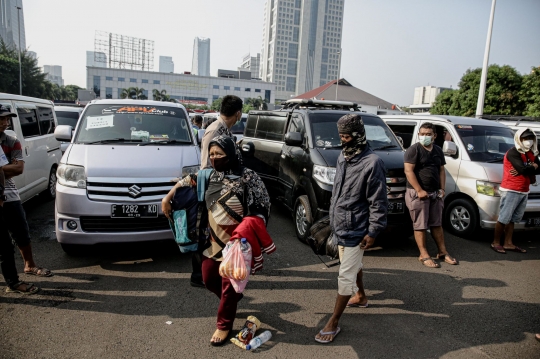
57,164,86,188
182,165,199,177
313,165,336,185
476,180,500,197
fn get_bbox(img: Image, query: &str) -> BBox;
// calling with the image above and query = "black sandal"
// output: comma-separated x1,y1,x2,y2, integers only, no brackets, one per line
5,281,40,295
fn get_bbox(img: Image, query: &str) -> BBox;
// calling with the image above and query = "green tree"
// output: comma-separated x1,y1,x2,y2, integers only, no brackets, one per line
65,84,83,101
211,97,222,111
431,89,458,115
521,67,540,117
244,96,268,111
242,104,253,113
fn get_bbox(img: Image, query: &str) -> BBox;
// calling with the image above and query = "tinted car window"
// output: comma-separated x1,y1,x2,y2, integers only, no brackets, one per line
38,107,55,134
288,114,305,134
311,113,401,150
75,104,191,144
245,115,258,137
455,125,515,162
17,106,40,138
255,115,287,141
55,111,80,128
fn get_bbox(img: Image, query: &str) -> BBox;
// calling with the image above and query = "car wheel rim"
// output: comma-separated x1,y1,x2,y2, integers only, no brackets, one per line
450,206,470,231
49,171,57,197
296,203,307,236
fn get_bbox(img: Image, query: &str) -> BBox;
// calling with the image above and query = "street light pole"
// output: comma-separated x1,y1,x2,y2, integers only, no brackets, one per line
335,48,341,101
16,5,22,95
475,0,496,118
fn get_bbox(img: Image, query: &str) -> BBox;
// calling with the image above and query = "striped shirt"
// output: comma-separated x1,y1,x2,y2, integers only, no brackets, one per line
0,132,23,202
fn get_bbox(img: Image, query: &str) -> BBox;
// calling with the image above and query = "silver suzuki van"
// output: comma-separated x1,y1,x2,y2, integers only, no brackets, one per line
54,100,200,254
381,115,540,238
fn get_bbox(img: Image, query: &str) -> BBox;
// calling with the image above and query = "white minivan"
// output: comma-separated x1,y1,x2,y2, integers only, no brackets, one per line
54,105,84,153
54,99,200,254
381,115,540,238
0,93,62,202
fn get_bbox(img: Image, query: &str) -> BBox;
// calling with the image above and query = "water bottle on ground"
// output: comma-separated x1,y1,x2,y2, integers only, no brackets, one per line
246,330,272,350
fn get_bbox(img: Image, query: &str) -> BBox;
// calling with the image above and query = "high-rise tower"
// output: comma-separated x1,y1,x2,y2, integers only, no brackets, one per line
191,37,210,77
0,0,26,50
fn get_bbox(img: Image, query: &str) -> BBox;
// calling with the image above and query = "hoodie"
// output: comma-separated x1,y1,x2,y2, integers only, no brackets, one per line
500,127,540,193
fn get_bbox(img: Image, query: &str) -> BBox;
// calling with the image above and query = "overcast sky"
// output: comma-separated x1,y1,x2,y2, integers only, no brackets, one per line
24,0,540,105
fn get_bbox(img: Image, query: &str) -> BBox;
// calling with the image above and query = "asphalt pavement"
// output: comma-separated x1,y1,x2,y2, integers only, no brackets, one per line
0,195,539,359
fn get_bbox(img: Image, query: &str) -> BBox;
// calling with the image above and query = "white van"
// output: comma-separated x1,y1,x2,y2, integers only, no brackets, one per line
381,115,540,238
0,93,62,202
54,99,200,254
54,105,84,153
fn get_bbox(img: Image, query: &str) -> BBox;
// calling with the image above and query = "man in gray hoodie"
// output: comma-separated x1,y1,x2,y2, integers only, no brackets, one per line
315,114,388,344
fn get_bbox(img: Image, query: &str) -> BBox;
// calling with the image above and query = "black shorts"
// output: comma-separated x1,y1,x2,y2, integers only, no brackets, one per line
3,201,31,247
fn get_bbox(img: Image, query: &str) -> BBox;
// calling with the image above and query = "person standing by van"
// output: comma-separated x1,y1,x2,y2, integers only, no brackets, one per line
404,122,457,268
491,129,539,254
0,106,53,277
0,143,39,294
315,114,388,344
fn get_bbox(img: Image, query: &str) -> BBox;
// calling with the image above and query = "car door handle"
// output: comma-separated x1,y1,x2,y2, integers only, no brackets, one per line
25,146,29,156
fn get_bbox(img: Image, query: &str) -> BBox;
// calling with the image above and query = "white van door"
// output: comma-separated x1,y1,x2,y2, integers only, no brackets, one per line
429,122,460,194
0,100,26,196
15,102,49,199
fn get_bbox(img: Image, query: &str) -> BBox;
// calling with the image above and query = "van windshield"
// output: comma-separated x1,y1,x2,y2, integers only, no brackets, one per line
310,113,401,150
455,124,515,162
74,104,192,144
55,111,80,128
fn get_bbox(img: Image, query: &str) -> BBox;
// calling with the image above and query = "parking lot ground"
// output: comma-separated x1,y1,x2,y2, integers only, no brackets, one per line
0,195,539,359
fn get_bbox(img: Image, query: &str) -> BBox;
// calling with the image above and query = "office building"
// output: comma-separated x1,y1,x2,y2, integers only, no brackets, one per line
410,86,452,114
191,37,210,77
87,67,275,105
240,53,261,80
159,56,174,73
27,50,36,60
0,0,25,50
43,65,64,86
260,0,344,101
86,51,107,68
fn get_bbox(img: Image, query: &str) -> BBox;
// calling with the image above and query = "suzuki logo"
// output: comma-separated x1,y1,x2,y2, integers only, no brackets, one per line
128,185,142,198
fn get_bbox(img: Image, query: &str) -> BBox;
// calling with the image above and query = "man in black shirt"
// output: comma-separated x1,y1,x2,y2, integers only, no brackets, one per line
404,122,457,268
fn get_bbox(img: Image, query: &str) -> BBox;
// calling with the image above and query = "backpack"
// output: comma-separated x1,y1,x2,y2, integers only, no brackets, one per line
169,187,199,253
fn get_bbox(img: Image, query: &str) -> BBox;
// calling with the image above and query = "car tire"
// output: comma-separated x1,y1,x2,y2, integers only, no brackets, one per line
445,198,478,238
61,243,86,256
294,195,313,243
42,166,57,200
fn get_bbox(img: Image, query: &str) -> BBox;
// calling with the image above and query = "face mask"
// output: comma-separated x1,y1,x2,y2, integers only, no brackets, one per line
211,156,230,172
522,140,534,149
419,136,432,146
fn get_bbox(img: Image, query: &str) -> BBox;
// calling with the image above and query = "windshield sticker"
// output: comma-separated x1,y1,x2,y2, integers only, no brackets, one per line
457,125,473,130
131,130,150,142
150,134,169,142
102,106,172,116
86,116,114,129
467,143,474,151
316,139,325,147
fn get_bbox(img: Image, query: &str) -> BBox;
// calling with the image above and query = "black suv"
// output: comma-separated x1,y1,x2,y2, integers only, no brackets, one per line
240,99,411,241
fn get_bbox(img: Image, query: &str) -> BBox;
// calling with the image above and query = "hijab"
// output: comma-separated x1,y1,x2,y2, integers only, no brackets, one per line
337,114,367,161
208,135,243,176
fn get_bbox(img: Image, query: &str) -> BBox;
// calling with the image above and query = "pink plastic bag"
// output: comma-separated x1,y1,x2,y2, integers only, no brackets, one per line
219,239,252,293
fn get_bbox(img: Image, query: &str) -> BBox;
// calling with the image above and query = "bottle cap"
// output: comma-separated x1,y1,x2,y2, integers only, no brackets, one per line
241,238,247,243
246,345,252,350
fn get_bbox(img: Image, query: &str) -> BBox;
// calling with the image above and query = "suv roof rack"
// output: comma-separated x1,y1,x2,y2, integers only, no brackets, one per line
281,98,360,111
481,115,540,124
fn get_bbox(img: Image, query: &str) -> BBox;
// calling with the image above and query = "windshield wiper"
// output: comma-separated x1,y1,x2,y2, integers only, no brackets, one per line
373,145,398,150
138,140,182,146
84,138,142,145
486,156,505,163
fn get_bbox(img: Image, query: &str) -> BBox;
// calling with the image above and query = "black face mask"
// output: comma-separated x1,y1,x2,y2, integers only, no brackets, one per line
211,157,230,172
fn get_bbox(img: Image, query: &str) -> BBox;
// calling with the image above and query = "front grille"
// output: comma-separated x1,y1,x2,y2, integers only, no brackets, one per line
528,193,540,200
387,177,406,199
80,216,170,232
86,181,174,202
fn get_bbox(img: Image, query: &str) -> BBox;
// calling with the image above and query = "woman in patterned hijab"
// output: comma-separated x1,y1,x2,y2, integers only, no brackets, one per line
162,135,270,346
337,114,367,161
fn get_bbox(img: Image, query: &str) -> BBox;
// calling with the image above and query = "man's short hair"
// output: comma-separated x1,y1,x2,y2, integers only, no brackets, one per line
192,115,203,126
220,95,243,117
419,122,435,133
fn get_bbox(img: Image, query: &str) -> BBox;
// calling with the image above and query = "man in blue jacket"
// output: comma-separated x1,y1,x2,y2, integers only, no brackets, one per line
315,114,388,344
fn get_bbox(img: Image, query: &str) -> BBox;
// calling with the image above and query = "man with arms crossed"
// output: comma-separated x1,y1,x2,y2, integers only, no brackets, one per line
404,122,457,268
315,114,388,344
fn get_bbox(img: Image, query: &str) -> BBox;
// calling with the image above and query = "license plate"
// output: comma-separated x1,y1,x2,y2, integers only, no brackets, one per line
525,217,540,227
111,204,159,218
388,201,404,214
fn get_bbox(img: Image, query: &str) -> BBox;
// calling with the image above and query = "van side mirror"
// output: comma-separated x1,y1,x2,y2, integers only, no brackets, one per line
443,140,457,156
55,125,73,142
197,129,205,144
284,132,303,146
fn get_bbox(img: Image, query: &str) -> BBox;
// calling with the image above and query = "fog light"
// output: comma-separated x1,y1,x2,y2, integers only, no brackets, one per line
66,220,78,230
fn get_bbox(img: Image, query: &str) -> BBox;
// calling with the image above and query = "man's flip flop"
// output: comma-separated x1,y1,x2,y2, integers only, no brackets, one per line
418,257,440,268
491,244,506,254
436,254,458,265
503,246,527,253
5,282,39,295
24,267,53,277
346,302,369,308
315,327,341,344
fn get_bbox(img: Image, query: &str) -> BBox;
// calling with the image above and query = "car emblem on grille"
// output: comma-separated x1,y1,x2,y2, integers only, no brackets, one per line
128,185,142,198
